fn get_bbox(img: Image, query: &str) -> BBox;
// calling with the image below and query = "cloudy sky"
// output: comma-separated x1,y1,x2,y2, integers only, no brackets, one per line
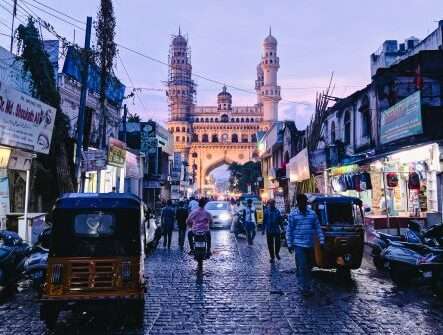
0,0,442,129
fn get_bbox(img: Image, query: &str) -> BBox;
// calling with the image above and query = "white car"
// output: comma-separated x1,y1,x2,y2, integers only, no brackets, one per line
205,201,232,229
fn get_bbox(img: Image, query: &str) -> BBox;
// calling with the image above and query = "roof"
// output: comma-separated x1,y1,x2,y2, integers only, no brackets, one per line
306,193,362,205
55,193,142,209
172,34,187,47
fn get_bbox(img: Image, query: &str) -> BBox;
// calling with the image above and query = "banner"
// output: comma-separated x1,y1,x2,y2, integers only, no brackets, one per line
310,149,327,175
0,169,9,229
140,122,156,153
0,147,11,168
287,149,310,182
0,81,56,154
125,151,141,178
107,138,126,168
8,149,33,171
81,149,107,172
380,90,423,144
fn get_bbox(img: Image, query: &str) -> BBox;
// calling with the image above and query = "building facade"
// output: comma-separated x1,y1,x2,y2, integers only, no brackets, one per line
167,29,281,194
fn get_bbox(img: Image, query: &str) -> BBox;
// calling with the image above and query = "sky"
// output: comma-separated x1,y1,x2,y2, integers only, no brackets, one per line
0,0,442,130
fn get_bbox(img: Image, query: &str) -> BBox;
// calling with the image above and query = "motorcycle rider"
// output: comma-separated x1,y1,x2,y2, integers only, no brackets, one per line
186,198,212,257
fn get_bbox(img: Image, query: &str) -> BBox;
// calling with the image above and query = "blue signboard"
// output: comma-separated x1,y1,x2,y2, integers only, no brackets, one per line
380,91,423,144
62,46,126,107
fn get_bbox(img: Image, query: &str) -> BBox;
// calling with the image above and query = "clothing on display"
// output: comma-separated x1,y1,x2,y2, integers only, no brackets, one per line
408,172,421,190
330,171,372,193
386,172,399,188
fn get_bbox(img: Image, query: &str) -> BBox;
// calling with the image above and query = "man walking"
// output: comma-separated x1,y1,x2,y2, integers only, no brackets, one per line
244,199,257,245
161,199,175,249
262,199,283,263
286,193,324,296
175,201,189,250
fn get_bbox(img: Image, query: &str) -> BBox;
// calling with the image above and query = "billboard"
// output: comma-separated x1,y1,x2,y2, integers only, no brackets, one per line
81,149,107,172
107,138,126,168
125,151,141,179
62,46,126,107
380,91,423,144
0,80,56,154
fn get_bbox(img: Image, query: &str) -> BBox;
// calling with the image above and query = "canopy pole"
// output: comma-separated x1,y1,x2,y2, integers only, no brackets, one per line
24,168,30,242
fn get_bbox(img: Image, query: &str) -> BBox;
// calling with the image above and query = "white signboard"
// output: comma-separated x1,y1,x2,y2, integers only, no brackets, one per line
8,149,33,171
125,151,141,179
0,81,56,154
81,150,107,172
287,148,310,182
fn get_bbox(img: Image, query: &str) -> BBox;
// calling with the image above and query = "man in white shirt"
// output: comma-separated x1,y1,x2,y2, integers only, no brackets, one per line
244,199,257,245
188,197,199,213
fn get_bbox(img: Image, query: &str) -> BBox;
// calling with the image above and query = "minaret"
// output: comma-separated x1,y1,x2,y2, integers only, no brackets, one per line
167,28,195,156
255,63,264,105
260,27,281,128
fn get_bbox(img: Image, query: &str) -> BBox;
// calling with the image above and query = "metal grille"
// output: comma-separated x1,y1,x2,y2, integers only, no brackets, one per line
69,260,115,291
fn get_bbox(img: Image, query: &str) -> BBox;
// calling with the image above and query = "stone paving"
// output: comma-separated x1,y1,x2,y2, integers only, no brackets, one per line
1,230,443,334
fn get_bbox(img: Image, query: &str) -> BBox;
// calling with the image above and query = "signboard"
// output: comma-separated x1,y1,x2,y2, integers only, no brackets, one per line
107,138,126,168
380,91,422,144
0,169,9,229
287,149,310,182
62,46,126,107
172,152,182,181
310,149,327,175
147,138,158,154
8,149,33,171
0,147,11,168
125,151,141,178
140,122,156,153
0,81,56,154
81,149,107,172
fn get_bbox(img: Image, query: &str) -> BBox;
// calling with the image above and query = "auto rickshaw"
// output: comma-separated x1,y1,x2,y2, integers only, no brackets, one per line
307,194,365,277
40,193,146,329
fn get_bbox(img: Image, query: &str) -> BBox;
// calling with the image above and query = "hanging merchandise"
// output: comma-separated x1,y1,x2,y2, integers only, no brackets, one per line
338,175,348,192
386,172,399,188
360,172,372,191
408,172,421,190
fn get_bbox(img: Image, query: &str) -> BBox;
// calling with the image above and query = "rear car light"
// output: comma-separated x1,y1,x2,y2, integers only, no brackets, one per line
122,261,131,281
51,264,63,285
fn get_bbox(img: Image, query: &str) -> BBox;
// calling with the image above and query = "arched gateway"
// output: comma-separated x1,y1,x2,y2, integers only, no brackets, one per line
167,29,281,193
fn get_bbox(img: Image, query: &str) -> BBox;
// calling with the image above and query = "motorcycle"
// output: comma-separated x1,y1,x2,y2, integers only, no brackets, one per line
233,212,246,239
370,220,423,270
23,228,51,293
0,231,30,296
193,232,209,273
381,224,443,287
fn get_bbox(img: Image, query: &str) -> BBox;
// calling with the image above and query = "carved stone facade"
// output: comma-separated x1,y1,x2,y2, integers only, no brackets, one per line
167,29,281,192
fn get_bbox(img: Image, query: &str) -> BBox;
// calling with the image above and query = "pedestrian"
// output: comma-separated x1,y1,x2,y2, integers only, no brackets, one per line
186,198,212,257
161,199,175,249
262,199,283,263
232,199,245,234
188,196,199,213
244,199,257,245
175,201,189,250
286,193,325,296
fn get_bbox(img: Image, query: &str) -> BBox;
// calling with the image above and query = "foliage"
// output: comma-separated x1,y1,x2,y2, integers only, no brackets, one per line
95,0,117,147
127,112,141,122
16,18,74,210
228,161,261,194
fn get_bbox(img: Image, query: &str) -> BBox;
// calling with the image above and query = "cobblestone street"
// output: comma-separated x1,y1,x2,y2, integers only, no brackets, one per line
2,230,443,334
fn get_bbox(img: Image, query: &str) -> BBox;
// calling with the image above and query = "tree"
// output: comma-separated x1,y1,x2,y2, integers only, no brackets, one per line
95,0,117,148
228,161,261,194
16,18,74,210
127,112,141,122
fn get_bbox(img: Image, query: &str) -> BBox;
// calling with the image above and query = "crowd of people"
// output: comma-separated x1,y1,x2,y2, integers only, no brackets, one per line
158,193,324,296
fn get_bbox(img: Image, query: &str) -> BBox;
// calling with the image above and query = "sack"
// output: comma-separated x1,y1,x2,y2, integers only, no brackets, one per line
386,172,399,188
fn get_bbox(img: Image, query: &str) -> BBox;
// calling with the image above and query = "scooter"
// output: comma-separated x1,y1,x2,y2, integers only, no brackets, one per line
233,213,246,239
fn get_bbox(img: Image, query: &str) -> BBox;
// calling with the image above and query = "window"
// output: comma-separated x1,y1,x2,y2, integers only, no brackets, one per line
344,111,351,145
182,127,186,132
74,213,115,237
205,118,209,122
241,118,244,122
221,114,229,122
175,127,180,132
182,136,185,142
176,136,180,142
210,118,214,122
331,121,336,143
246,118,250,123
241,134,248,143
236,118,239,122
250,118,254,122
212,134,219,142
215,118,219,122
202,134,209,142
192,134,198,142
231,118,235,122
232,134,238,143
360,97,371,138
251,134,257,143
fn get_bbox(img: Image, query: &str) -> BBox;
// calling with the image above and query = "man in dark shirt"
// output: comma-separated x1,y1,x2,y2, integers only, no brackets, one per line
175,201,189,251
263,199,283,263
161,200,175,249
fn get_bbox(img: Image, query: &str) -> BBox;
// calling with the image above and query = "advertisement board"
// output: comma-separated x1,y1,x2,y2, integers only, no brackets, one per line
0,81,56,154
81,149,107,172
140,122,156,153
380,91,423,144
8,149,33,171
287,149,310,182
310,149,327,175
125,151,141,178
107,138,126,168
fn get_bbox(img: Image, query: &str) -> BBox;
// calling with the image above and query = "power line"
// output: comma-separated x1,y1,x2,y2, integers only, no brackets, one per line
27,0,84,25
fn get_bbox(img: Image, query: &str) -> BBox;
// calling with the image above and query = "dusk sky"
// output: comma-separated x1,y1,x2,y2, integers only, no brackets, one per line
0,0,442,129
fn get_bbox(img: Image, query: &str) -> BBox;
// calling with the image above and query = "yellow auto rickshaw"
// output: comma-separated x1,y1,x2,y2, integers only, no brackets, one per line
40,193,146,329
239,194,264,225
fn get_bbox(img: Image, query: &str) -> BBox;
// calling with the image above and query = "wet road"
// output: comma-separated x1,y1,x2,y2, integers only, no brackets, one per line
1,230,443,334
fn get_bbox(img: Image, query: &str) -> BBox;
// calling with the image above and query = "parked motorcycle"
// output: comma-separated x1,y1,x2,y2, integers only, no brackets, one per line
0,231,30,296
23,228,50,293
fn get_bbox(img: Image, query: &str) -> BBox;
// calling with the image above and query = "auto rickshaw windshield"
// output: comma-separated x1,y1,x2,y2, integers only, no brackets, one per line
50,209,140,257
317,203,362,225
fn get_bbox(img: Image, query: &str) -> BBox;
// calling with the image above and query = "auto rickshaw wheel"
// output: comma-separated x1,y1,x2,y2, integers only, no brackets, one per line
40,303,59,330
336,268,352,281
373,256,385,271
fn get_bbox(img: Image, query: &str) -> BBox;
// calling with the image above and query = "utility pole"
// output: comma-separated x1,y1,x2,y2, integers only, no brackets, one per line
9,0,17,52
122,104,128,143
74,17,92,192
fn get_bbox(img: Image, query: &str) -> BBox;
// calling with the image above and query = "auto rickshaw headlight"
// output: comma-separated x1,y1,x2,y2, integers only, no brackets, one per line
122,261,132,282
50,264,63,285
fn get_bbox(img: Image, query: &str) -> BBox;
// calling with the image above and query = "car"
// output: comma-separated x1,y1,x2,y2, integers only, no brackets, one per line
205,201,232,229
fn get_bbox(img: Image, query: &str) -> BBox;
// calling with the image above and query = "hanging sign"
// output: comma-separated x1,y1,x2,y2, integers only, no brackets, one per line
8,149,33,171
107,138,126,168
81,149,107,172
330,164,359,176
0,80,56,154
380,90,423,144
